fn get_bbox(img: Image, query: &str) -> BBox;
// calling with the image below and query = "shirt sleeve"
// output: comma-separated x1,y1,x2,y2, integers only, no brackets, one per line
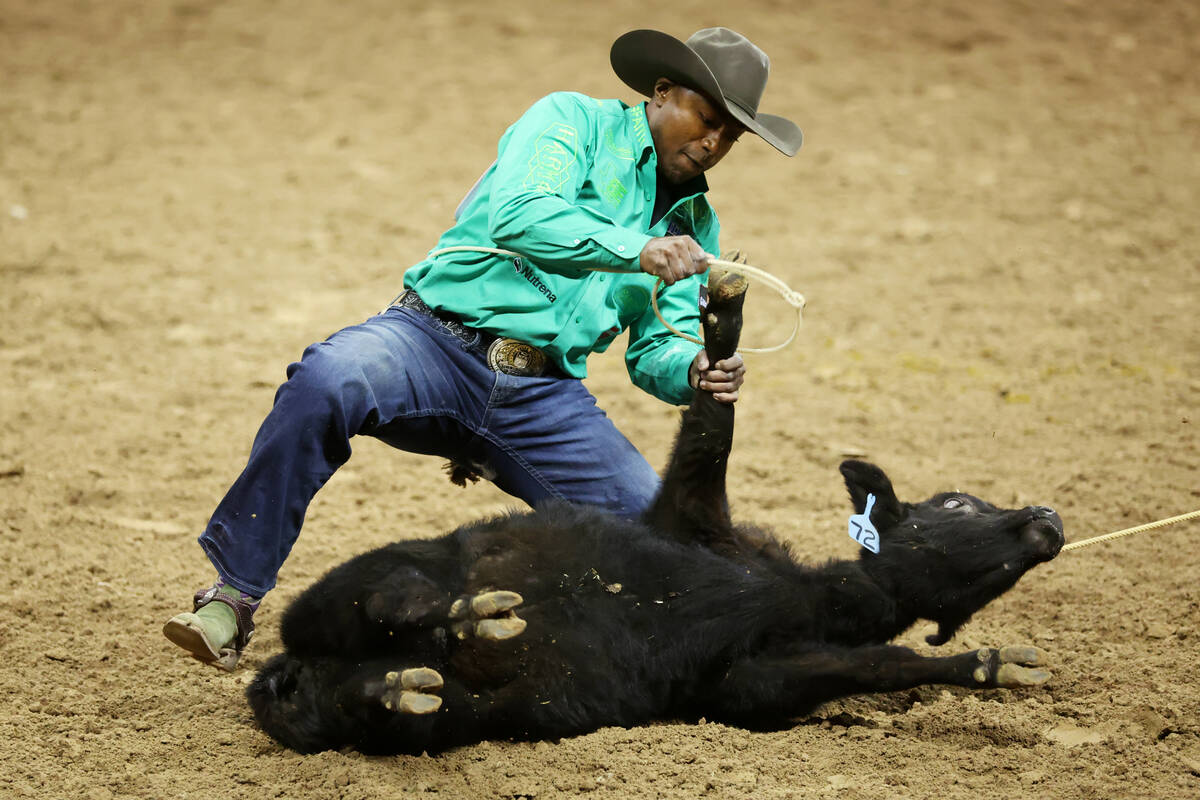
623,274,706,405
623,198,722,405
487,93,652,274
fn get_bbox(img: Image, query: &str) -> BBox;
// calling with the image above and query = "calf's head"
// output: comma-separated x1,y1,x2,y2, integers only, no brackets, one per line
840,460,1064,646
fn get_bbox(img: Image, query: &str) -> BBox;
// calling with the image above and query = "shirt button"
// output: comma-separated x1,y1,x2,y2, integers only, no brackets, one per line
617,245,626,252
573,238,581,245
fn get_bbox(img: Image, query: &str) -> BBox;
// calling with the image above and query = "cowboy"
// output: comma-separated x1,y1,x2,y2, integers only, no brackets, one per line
164,27,803,670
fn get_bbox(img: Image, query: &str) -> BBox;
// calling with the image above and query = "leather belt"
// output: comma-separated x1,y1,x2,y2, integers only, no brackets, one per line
393,291,558,378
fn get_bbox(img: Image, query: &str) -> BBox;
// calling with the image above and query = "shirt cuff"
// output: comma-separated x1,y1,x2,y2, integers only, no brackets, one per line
589,228,654,271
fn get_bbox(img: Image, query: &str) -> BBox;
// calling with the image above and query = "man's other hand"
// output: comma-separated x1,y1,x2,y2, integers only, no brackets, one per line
689,351,746,404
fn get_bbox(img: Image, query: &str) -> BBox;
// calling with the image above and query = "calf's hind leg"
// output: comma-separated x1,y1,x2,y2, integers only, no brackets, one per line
248,654,489,754
705,644,1051,727
251,653,600,754
280,536,474,655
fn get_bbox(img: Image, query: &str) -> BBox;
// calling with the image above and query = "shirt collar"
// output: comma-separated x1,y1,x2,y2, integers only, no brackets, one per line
627,101,655,163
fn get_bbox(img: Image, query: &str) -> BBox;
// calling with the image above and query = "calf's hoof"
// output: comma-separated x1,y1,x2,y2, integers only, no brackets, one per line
973,645,1052,688
450,590,527,641
382,667,444,715
710,269,749,303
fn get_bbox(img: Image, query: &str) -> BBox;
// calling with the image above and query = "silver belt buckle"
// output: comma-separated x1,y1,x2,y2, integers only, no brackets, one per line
486,338,548,377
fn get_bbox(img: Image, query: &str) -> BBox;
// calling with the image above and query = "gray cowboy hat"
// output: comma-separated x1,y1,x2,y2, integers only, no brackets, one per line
610,27,803,156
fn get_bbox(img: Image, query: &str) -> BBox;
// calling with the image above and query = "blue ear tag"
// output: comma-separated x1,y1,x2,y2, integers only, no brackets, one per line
848,494,880,553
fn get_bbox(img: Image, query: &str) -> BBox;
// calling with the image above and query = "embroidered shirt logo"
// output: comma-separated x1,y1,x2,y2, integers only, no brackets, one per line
604,129,634,161
523,123,578,194
614,285,650,316
602,177,628,207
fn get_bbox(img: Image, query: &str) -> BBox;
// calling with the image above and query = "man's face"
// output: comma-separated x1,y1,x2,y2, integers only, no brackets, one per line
646,80,746,184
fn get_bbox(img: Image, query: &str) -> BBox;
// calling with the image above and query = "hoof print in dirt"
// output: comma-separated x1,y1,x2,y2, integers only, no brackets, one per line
973,646,1051,688
450,590,527,641
382,667,444,715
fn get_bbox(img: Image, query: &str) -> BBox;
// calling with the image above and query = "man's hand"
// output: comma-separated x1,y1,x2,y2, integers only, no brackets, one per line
689,351,746,404
639,236,710,286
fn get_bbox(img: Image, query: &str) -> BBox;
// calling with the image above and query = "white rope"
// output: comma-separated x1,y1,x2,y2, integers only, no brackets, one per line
422,247,1200,551
423,246,805,353
1062,508,1200,552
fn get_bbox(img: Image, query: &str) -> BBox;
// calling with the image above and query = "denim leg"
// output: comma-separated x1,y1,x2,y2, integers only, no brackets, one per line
199,308,493,596
475,372,662,519
199,305,664,597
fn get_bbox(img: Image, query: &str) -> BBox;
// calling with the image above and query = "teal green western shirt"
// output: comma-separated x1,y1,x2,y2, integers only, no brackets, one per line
403,91,721,406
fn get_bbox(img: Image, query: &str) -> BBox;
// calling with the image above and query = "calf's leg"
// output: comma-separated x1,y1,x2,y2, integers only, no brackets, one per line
248,654,484,754
279,538,466,656
645,269,747,545
704,644,1051,727
249,651,625,754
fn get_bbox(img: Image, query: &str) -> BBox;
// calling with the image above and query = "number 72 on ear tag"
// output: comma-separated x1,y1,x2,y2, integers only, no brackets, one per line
848,493,880,553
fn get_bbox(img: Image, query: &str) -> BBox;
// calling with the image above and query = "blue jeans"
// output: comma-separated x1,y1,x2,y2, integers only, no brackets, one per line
198,304,661,597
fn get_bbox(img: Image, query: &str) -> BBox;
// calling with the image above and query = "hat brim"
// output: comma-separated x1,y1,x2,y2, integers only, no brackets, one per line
610,29,803,157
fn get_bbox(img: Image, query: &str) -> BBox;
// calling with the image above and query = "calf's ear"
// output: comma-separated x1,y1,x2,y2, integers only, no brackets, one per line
839,460,905,529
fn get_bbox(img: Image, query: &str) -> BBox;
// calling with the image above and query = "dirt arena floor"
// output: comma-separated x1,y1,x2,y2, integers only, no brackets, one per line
2,0,1198,797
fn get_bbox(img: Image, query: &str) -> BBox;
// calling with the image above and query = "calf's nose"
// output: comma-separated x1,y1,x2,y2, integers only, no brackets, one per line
1028,505,1063,531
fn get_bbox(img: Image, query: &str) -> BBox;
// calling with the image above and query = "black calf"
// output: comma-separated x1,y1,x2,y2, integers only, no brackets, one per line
247,271,1065,754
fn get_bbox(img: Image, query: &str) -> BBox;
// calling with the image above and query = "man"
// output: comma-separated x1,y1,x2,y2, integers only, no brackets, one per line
163,27,803,670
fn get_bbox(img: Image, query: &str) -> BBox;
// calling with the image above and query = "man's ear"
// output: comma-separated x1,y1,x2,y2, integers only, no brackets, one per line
652,77,675,104
839,460,905,529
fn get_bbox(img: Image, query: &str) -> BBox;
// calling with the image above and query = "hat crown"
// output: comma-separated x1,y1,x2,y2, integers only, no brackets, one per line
685,27,769,118
609,27,802,155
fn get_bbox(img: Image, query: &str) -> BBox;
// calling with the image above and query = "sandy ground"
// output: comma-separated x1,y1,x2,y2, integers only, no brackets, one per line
2,0,1199,797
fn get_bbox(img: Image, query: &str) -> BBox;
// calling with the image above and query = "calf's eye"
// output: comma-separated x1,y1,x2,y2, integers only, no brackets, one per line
942,498,965,509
